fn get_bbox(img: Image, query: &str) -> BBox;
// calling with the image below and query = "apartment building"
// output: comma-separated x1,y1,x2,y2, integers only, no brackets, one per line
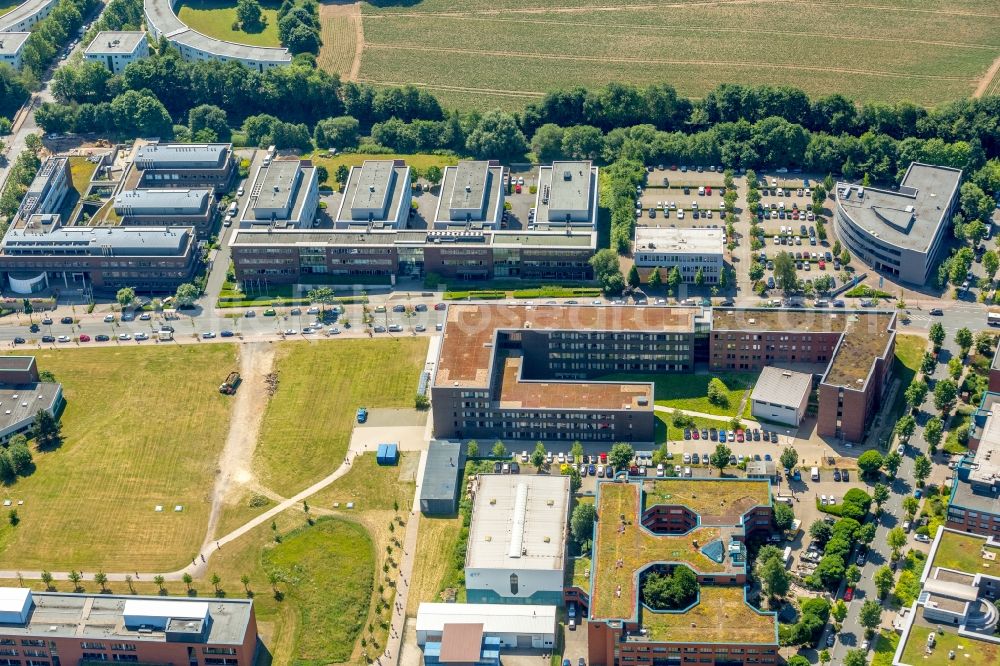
0,32,29,70
583,478,778,666
0,0,57,32
237,159,318,230
334,160,412,229
833,163,962,285
0,214,198,293
633,226,724,284
432,161,506,230
431,304,705,443
124,141,236,193
948,391,1000,536
710,308,896,442
84,31,149,73
0,589,258,666
114,188,215,238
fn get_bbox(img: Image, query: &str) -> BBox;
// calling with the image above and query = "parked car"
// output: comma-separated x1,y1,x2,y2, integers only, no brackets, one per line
13,337,25,344
914,533,931,543
41,335,55,343
95,334,110,342
60,316,73,324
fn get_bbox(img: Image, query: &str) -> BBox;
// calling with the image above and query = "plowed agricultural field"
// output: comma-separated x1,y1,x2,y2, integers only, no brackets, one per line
332,0,1000,110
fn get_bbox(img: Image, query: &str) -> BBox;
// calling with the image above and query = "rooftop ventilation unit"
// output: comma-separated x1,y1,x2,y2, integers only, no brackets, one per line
563,170,571,180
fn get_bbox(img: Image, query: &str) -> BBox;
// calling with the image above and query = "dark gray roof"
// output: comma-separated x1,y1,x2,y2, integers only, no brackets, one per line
0,382,61,435
420,441,465,505
2,226,192,256
114,188,211,214
134,142,230,169
230,228,596,250
750,367,812,409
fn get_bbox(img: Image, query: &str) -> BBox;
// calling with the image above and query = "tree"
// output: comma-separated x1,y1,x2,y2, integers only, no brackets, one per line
832,240,842,257
878,450,900,481
844,649,867,666
531,441,547,468
832,599,848,622
530,123,564,162
975,330,995,356
694,267,705,286
921,351,937,376
608,442,635,470
236,0,265,31
305,287,335,313
773,251,798,293
627,264,641,288
335,164,350,186
710,443,733,476
903,495,919,518
590,249,624,295
780,447,798,471
913,454,931,486
571,441,584,461
984,250,999,282
68,570,82,591
153,575,165,592
182,573,193,592
315,116,360,150
116,287,135,308
923,417,943,453
648,266,662,288
774,502,794,531
707,377,730,408
188,104,231,142
858,599,882,634
857,450,884,477
566,465,582,493
241,574,252,595
903,380,928,409
94,571,108,593
125,574,134,594
873,483,890,510
933,379,958,414
425,165,443,186
809,520,832,546
887,527,907,558
210,573,222,594
812,554,846,589
491,441,507,457
840,249,851,266
466,440,479,458
845,564,862,586
668,266,682,291
8,442,32,476
643,566,699,609
759,555,790,599
895,415,916,442
929,322,946,349
956,327,974,357
465,110,527,159
856,522,877,545
820,650,831,666
32,409,62,450
174,283,200,307
40,571,53,590
571,503,597,546
874,565,894,598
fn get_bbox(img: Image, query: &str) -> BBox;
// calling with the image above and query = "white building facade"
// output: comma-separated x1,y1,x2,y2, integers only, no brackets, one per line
633,226,725,284
416,603,557,649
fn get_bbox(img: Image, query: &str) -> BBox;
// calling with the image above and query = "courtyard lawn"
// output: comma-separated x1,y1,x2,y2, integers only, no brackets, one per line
252,338,428,497
890,334,925,418
603,371,758,418
176,0,282,48
0,345,236,570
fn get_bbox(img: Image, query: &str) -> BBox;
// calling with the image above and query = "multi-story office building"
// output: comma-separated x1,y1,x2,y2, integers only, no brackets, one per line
84,31,149,73
334,160,412,229
16,157,70,221
581,478,778,666
432,161,506,230
114,188,215,238
633,226,724,284
144,0,291,70
124,141,236,193
710,308,896,442
237,159,318,230
949,391,1000,536
0,32,29,70
0,589,258,666
230,228,597,285
0,214,198,293
431,304,706,443
533,161,599,228
833,163,962,284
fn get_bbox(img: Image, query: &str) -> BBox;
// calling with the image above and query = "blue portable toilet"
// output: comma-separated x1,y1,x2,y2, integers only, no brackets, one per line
376,443,398,466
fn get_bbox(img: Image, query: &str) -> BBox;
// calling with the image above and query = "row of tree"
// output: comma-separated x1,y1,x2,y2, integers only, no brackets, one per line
20,0,99,80
0,146,41,227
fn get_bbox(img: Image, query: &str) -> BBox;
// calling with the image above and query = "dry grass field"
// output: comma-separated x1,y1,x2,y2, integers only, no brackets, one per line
328,0,1000,110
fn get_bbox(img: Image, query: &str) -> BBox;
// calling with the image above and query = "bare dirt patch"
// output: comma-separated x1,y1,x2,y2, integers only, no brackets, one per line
318,1,364,79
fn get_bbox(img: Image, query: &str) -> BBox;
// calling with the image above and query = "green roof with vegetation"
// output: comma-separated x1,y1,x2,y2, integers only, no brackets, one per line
900,625,1000,666
644,478,771,525
643,586,777,645
931,530,1000,577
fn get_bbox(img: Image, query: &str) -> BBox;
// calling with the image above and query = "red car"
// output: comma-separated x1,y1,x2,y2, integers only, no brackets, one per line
434,303,447,311
692,430,700,439
670,165,678,171
843,587,854,601
515,184,522,194
736,429,745,442
78,334,91,342
705,186,712,196
599,452,608,463
819,260,825,270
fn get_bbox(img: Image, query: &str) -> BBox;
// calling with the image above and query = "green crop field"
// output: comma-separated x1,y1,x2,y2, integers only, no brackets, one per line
345,0,1000,111
177,0,282,48
252,338,428,497
0,345,236,571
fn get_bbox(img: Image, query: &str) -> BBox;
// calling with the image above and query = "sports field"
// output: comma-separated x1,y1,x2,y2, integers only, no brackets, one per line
177,0,282,47
344,0,1000,110
0,345,236,571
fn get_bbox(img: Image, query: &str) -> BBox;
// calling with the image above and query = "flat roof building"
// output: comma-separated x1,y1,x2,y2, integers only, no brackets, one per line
126,140,236,193
416,602,556,650
432,161,506,230
534,161,599,228
585,478,778,666
419,440,465,516
948,391,1000,536
0,0,57,32
890,528,1000,666
114,188,215,238
144,0,291,70
633,226,725,284
334,160,412,229
84,31,149,73
0,589,258,666
16,156,70,222
0,32,29,70
465,474,570,605
0,356,62,442
834,162,962,284
239,159,319,230
750,366,812,427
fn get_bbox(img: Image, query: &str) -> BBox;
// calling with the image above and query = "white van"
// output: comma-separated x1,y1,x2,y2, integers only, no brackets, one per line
811,466,820,481
783,546,792,566
227,201,238,216
684,466,692,477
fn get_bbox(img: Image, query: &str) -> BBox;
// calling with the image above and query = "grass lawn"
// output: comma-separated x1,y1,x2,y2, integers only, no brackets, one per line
310,451,417,512
0,0,19,17
931,530,1000,576
900,624,1000,666
407,514,463,615
0,345,236,570
944,404,974,454
872,629,900,666
890,334,926,418
603,371,758,417
312,152,460,188
252,338,428,496
68,156,97,194
177,0,282,48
